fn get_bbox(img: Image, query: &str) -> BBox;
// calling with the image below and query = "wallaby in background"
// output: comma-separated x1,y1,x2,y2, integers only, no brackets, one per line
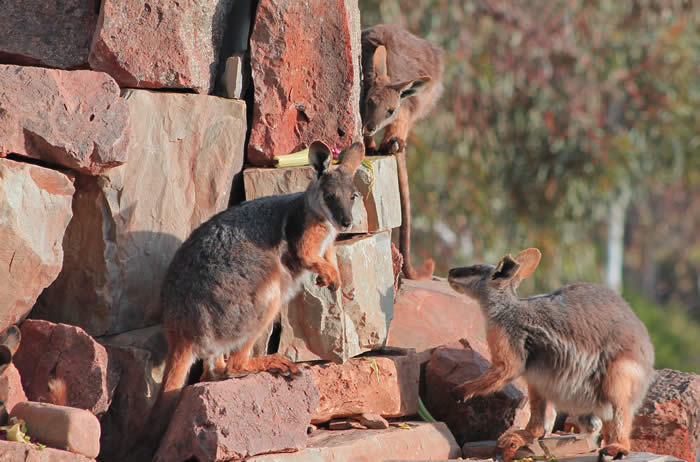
133,142,365,460
447,248,654,460
361,24,444,280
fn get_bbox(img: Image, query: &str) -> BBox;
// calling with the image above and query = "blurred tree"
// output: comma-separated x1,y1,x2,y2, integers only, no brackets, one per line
359,0,699,291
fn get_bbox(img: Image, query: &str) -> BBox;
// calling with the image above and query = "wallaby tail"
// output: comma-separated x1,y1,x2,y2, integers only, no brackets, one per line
47,377,68,406
395,150,435,280
127,330,194,461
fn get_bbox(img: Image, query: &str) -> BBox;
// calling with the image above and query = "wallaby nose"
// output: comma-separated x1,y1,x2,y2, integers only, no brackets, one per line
363,124,376,136
341,218,352,228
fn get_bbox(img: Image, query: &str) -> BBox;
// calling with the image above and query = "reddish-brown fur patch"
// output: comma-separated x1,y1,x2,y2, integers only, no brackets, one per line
298,220,339,290
453,324,524,400
599,356,642,454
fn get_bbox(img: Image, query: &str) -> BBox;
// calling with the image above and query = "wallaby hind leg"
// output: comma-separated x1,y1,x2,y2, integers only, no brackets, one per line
497,384,547,459
599,357,643,458
225,287,299,378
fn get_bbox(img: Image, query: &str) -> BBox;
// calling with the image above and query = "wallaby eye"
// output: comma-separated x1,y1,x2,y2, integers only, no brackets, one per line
387,108,395,116
351,192,359,201
324,193,334,203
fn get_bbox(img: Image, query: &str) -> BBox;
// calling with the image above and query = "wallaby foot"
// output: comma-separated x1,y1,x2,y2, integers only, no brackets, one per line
497,429,537,462
200,353,228,381
226,353,300,378
599,443,629,460
315,268,340,291
379,136,405,155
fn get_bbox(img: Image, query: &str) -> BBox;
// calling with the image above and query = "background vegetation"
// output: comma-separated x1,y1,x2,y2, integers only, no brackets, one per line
359,0,700,372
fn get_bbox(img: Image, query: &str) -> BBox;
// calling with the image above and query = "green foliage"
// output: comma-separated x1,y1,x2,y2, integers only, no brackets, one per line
624,288,700,373
359,1,700,297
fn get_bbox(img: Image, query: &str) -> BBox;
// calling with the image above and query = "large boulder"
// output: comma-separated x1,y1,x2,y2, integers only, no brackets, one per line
0,159,74,334
278,232,394,363
310,349,419,424
631,368,700,462
33,91,246,336
423,339,528,445
0,65,130,175
0,0,98,69
0,364,27,416
13,320,119,417
155,370,319,462
247,0,362,165
89,0,236,93
387,278,489,357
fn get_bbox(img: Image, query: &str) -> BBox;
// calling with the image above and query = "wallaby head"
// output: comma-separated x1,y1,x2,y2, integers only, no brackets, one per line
362,45,431,137
307,141,365,231
448,248,542,301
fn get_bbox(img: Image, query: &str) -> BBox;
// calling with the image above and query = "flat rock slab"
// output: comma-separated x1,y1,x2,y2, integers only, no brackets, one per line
279,232,394,363
424,339,528,445
12,401,101,459
310,349,419,423
244,155,401,234
0,0,98,69
34,90,246,336
513,433,599,458
0,159,74,334
0,65,130,175
247,0,361,165
89,0,236,93
387,279,490,358
14,320,119,417
631,368,700,462
0,439,94,461
155,369,319,462
247,422,461,461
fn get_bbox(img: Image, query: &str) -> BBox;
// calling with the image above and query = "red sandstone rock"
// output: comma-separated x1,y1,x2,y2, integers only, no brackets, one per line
247,422,461,461
310,349,419,423
89,0,236,93
0,440,94,461
33,90,246,336
0,66,129,175
247,0,362,165
155,370,319,462
13,320,119,417
631,368,700,462
0,364,27,416
0,0,98,69
12,401,101,459
0,159,74,334
423,339,528,445
387,279,490,358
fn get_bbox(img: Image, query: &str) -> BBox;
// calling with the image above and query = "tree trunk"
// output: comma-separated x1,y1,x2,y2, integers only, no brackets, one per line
605,191,630,293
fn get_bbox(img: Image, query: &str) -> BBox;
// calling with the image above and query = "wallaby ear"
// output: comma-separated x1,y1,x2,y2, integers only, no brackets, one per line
308,141,332,178
338,142,365,174
393,76,431,99
372,45,388,79
513,248,542,282
491,254,521,288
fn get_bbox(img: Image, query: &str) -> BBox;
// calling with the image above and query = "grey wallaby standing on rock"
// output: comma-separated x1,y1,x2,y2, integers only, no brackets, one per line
361,24,444,280
130,142,366,461
448,248,654,461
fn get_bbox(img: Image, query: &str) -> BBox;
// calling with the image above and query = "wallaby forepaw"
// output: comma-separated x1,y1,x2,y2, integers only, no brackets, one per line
497,430,535,462
379,137,406,154
316,270,340,292
599,444,629,461
264,354,301,377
